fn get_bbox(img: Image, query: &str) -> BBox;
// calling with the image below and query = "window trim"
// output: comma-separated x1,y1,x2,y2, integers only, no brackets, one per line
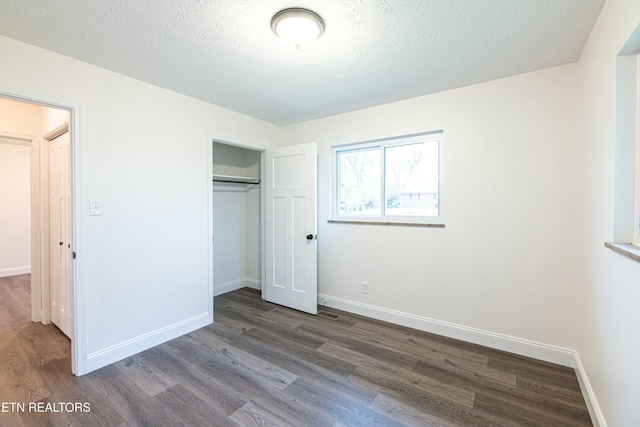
635,53,640,245
330,131,443,226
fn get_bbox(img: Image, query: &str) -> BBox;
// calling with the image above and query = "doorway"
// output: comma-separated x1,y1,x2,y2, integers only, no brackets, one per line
0,94,77,371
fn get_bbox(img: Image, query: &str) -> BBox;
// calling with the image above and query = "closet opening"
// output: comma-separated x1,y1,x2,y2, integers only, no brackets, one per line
212,141,264,298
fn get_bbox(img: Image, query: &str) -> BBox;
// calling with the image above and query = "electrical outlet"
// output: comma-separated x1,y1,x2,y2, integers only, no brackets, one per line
361,281,369,294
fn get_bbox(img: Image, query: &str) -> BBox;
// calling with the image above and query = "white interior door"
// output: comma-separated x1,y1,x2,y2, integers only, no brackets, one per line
49,131,72,338
265,143,317,314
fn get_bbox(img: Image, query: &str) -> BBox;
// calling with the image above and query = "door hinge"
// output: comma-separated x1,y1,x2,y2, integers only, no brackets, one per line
72,251,76,260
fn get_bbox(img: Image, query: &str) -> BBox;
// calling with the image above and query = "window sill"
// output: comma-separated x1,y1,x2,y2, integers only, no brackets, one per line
604,242,640,263
328,219,445,228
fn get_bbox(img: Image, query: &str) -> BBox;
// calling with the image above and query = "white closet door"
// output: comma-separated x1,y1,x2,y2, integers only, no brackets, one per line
265,143,317,314
49,131,72,338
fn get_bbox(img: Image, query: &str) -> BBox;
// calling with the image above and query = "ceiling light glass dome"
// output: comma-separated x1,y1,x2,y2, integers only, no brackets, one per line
271,8,325,49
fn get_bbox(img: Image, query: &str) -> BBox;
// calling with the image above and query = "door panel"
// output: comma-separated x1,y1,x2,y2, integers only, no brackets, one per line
50,138,60,327
265,143,317,314
273,196,286,288
273,153,305,187
292,196,306,293
50,132,72,338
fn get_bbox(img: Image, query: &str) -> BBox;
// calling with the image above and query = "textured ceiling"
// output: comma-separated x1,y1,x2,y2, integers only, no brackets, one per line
0,0,604,125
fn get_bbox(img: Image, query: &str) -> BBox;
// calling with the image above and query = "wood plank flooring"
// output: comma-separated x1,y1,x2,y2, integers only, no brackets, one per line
0,275,593,426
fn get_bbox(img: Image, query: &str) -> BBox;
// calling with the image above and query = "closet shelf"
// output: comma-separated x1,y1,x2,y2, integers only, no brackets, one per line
212,174,260,185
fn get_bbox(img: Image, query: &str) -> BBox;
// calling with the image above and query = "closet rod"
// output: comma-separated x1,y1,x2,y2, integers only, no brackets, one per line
212,174,260,185
213,179,261,185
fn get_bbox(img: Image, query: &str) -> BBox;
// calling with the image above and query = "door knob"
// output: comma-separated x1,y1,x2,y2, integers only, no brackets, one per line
306,234,314,240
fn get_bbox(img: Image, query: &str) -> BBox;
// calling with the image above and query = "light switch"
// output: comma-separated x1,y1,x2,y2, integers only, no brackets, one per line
89,199,102,216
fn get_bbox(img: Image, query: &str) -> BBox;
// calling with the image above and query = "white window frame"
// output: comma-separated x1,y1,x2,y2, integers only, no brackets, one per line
330,131,443,226
635,53,640,245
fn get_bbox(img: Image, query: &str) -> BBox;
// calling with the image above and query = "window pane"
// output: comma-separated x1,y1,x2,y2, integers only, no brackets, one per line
384,141,439,216
337,148,381,216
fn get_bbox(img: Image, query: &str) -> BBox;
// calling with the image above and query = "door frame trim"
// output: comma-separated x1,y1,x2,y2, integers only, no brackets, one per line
0,86,87,375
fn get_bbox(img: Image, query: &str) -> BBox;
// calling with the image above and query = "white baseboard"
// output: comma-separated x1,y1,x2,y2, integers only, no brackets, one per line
317,293,576,367
0,266,31,278
244,278,261,290
85,311,211,374
214,278,245,296
574,352,607,427
214,277,261,296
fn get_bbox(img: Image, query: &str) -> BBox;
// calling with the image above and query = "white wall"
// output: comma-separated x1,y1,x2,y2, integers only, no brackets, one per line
0,97,42,277
284,63,582,359
41,106,70,135
0,142,31,277
577,0,640,425
0,35,281,373
212,186,246,290
245,185,261,283
0,97,42,137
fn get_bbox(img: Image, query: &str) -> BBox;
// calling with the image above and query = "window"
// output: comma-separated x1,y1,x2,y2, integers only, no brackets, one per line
331,132,442,225
605,29,640,262
612,41,639,246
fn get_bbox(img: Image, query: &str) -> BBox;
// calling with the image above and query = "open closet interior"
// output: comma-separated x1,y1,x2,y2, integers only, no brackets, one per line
212,141,262,296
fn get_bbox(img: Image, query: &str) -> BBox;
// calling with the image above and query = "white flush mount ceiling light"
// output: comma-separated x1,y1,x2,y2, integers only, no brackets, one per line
271,8,325,49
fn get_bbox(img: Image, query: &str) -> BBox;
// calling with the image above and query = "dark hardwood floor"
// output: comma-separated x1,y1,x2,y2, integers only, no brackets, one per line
0,275,592,426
